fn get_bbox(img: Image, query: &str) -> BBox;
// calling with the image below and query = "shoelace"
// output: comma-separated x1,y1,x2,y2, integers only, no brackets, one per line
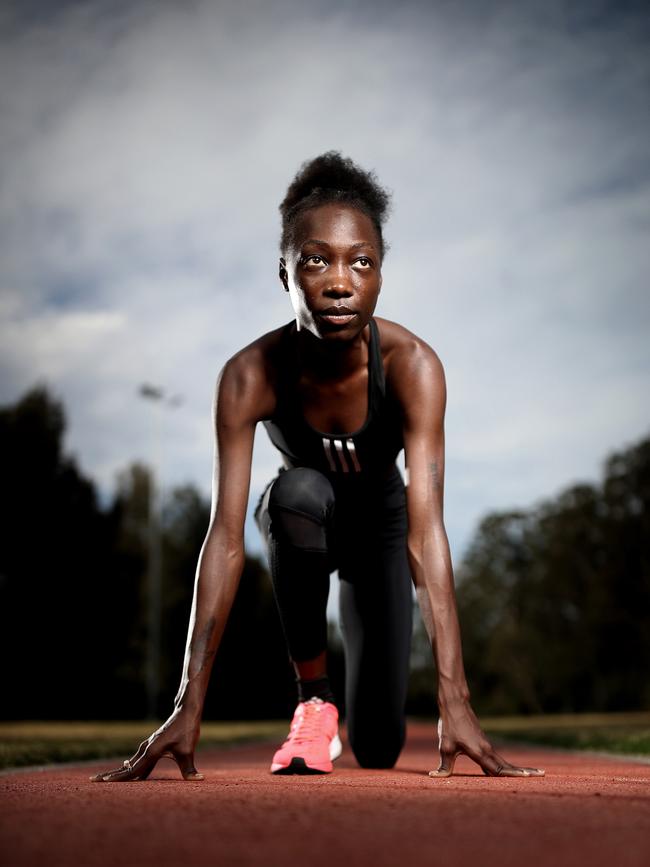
288,700,331,745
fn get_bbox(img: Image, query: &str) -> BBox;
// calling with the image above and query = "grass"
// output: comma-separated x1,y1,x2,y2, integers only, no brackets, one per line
479,711,650,757
0,720,288,771
2,712,649,772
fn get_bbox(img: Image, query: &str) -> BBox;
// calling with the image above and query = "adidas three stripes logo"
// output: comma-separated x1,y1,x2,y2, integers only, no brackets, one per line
321,437,362,473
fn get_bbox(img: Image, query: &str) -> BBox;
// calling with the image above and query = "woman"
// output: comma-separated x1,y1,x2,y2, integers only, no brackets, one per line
92,152,544,781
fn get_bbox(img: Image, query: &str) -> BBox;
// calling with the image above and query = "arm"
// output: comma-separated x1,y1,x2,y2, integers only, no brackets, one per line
396,340,543,778
173,359,257,716
91,354,260,782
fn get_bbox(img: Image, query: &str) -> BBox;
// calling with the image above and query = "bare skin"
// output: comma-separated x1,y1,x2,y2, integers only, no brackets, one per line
91,203,543,782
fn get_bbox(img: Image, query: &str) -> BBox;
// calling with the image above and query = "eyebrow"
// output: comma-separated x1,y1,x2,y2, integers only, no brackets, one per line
302,239,377,250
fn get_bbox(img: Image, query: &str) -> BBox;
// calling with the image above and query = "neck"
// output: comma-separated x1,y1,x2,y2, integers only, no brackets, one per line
293,319,370,383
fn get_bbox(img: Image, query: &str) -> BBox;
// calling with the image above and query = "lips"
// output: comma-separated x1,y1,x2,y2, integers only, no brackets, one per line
317,306,357,326
319,306,356,315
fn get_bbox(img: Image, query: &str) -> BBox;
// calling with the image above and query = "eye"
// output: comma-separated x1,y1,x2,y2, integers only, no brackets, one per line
354,257,373,269
301,254,326,267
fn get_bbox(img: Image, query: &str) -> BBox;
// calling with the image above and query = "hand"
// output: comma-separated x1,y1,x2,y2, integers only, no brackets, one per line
89,706,204,782
429,698,545,778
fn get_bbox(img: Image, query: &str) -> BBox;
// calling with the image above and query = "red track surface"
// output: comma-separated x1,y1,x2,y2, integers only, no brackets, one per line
2,722,649,867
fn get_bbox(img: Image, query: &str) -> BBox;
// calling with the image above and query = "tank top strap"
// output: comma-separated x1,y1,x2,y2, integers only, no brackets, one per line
368,317,386,409
275,320,298,406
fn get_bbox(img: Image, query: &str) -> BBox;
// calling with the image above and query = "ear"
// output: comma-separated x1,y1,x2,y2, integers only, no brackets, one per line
279,257,289,292
377,273,383,294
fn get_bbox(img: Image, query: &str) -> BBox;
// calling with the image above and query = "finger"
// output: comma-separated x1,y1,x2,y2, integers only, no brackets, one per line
89,736,155,782
173,750,205,781
484,765,545,777
474,748,545,778
90,761,140,783
428,750,458,778
91,743,160,782
120,744,163,781
460,742,509,777
89,763,130,782
483,748,545,777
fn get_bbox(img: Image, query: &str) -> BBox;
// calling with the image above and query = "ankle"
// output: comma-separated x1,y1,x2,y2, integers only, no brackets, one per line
297,674,336,705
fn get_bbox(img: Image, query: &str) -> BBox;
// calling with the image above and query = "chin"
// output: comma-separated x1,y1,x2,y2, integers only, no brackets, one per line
313,319,358,339
297,313,365,341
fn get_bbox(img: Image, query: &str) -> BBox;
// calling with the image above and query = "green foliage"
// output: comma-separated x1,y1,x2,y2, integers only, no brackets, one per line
0,385,114,718
4,384,647,721
446,437,650,715
0,385,297,720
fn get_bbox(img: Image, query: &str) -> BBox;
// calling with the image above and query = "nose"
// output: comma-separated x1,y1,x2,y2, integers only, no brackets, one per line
325,261,353,297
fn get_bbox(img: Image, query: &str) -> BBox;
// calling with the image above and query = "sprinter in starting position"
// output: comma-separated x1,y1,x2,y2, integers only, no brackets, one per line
92,151,544,781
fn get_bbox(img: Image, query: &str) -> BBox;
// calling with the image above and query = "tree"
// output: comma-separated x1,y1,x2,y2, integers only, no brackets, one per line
0,386,302,720
0,385,113,718
428,435,650,715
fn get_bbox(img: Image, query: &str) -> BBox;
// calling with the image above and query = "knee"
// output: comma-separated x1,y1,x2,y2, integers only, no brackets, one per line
348,716,406,769
269,467,335,519
353,742,404,770
267,467,335,550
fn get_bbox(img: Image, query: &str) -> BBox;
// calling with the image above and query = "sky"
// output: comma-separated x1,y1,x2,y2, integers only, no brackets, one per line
1,0,649,583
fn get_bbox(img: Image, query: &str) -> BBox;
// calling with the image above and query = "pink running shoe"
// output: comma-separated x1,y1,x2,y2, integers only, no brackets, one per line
270,697,343,774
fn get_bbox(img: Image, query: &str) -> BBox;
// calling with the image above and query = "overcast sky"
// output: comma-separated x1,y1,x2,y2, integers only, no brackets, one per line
1,0,649,575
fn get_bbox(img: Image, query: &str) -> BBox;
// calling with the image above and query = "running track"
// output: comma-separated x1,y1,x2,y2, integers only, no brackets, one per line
2,722,649,867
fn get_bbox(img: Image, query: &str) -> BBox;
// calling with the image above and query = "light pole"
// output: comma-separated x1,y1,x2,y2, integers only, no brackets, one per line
138,383,183,720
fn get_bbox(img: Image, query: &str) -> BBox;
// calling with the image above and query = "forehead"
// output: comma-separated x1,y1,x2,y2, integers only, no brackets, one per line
293,203,379,249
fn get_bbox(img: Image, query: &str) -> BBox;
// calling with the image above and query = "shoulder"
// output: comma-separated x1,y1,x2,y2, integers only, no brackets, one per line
373,316,446,406
215,321,289,425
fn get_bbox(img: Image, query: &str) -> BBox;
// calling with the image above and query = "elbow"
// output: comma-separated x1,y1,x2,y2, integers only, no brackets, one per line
407,526,437,563
221,537,246,565
202,523,245,565
223,543,245,569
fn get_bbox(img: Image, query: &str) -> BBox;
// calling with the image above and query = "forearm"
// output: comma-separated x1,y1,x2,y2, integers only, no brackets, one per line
173,530,245,717
407,525,470,706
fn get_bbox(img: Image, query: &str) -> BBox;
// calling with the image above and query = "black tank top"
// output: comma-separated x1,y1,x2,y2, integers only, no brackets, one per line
262,317,404,480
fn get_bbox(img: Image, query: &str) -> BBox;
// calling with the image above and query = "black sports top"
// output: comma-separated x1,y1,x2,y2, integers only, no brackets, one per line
262,317,404,480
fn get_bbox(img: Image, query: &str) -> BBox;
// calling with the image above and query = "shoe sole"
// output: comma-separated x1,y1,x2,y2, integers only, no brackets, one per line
270,733,343,775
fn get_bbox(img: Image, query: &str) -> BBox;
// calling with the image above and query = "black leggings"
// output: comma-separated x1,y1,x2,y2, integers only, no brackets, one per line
254,464,413,768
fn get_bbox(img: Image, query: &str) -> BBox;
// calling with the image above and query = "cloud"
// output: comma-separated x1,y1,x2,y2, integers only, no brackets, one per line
1,0,649,570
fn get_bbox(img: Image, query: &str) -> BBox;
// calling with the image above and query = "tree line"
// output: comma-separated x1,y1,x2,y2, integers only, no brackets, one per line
1,385,647,720
452,434,650,715
0,385,305,720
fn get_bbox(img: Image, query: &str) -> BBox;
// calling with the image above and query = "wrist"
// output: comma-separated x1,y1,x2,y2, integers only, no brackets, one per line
437,678,470,709
174,700,202,722
174,682,205,718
